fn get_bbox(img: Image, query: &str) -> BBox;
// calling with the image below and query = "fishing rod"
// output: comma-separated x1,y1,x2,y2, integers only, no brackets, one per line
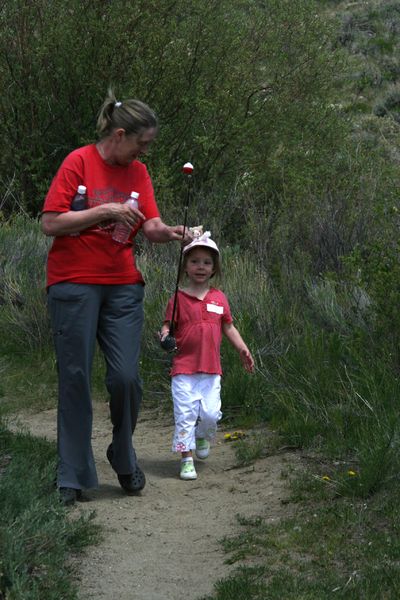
160,162,194,352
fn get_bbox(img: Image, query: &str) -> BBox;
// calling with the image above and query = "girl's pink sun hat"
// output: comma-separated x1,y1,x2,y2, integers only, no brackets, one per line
183,231,219,255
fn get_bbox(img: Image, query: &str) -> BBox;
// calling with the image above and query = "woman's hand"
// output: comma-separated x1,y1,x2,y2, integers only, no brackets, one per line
169,225,193,243
143,218,194,243
106,202,145,227
41,202,145,237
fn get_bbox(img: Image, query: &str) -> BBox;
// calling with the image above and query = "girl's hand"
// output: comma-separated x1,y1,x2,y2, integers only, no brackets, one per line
240,348,255,373
158,330,169,342
158,327,177,352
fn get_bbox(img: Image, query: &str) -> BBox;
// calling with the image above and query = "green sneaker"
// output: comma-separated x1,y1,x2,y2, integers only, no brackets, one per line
180,458,197,480
195,438,210,459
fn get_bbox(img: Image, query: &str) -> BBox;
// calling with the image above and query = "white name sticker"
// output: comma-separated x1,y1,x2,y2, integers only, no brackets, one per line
207,303,224,315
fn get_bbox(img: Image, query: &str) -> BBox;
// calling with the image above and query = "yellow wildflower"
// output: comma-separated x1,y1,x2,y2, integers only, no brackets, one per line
224,431,246,442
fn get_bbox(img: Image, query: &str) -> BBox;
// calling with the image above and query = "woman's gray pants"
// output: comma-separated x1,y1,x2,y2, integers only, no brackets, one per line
47,282,144,490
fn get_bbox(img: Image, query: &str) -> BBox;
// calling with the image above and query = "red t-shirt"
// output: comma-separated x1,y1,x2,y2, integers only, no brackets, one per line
42,144,160,287
165,288,233,376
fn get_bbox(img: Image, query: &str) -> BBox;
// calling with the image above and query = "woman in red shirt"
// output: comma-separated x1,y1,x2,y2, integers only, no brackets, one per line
42,89,189,505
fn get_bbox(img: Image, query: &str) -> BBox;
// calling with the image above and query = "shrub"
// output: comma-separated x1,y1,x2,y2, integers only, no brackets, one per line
0,215,51,352
374,83,400,121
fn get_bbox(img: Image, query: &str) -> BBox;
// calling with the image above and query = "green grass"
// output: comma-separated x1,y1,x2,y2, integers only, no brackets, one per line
232,430,275,467
0,424,100,599
0,1,398,598
1,7,398,588
0,345,112,416
1,209,399,592
200,465,400,599
263,326,400,498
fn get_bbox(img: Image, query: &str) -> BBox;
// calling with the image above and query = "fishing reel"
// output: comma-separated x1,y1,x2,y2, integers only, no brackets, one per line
160,334,177,353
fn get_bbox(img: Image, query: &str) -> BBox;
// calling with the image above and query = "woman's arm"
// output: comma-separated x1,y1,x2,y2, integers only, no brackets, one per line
222,322,255,373
41,203,145,237
142,217,188,243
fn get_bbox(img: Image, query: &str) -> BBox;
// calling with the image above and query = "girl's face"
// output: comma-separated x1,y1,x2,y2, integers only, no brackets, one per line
184,248,215,284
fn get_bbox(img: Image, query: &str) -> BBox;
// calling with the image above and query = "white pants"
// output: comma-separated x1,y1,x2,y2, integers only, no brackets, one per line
171,374,222,453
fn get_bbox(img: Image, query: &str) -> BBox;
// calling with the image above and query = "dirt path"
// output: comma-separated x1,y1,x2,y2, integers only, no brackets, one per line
9,401,297,600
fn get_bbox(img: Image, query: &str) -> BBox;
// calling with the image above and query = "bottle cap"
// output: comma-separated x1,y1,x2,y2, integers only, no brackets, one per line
130,191,139,199
77,185,86,194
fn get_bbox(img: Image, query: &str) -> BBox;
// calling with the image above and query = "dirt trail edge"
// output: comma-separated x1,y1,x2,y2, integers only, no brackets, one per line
9,402,299,600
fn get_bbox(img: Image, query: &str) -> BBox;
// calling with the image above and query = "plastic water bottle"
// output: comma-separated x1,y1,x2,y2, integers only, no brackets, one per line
70,185,87,236
71,185,87,211
112,191,140,244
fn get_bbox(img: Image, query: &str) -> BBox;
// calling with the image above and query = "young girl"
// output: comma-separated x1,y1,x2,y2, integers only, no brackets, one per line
160,232,254,480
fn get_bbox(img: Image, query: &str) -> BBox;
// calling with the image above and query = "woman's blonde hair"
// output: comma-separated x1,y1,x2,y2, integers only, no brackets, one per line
96,88,158,139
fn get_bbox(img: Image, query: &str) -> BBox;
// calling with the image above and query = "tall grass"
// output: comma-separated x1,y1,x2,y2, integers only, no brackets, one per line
261,277,400,497
0,423,100,599
0,215,51,352
2,217,400,499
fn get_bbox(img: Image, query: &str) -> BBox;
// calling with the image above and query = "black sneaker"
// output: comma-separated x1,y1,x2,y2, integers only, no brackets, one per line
59,487,82,506
106,444,146,494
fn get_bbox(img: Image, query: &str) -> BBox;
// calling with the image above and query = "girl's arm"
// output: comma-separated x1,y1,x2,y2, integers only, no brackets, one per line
222,322,255,373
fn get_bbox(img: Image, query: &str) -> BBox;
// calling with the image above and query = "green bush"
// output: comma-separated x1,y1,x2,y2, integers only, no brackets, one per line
258,272,400,496
0,0,343,219
374,82,400,121
0,215,51,352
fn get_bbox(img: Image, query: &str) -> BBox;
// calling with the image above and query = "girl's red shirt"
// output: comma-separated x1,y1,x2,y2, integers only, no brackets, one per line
165,288,233,375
